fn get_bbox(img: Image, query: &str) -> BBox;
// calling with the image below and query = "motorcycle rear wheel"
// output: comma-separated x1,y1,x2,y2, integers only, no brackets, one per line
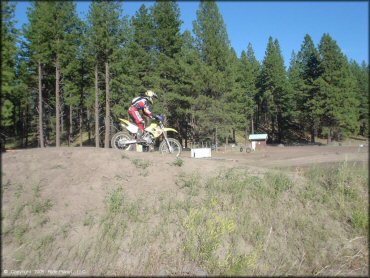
159,138,182,156
111,131,134,151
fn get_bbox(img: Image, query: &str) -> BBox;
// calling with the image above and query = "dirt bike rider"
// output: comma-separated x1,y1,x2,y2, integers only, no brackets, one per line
128,90,163,141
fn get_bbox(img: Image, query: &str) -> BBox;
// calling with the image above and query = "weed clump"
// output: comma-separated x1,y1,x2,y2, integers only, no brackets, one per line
132,158,151,170
172,158,184,167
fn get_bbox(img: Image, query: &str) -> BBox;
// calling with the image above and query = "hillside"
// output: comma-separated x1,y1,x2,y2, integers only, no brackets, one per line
1,146,368,276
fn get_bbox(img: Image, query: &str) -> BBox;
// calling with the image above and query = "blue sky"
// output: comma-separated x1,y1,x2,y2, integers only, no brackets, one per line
13,1,369,67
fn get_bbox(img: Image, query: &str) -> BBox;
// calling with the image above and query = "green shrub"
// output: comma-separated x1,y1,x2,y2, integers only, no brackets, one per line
351,210,368,232
172,157,184,167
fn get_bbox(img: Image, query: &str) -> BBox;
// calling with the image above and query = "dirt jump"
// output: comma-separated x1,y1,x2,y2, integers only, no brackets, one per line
1,144,368,276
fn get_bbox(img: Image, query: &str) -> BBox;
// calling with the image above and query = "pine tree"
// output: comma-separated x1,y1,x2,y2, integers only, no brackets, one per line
26,2,82,147
62,17,86,146
193,0,230,98
152,1,182,58
175,30,204,147
87,1,125,148
49,2,80,146
151,1,184,134
26,2,53,147
315,33,360,142
14,40,34,147
287,50,304,135
349,61,369,136
193,0,230,71
1,1,18,141
239,44,260,135
222,48,245,143
296,34,321,142
192,0,232,143
115,4,156,110
258,37,292,142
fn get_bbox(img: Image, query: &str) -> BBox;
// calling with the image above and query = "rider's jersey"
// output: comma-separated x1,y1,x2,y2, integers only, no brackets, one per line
130,97,153,118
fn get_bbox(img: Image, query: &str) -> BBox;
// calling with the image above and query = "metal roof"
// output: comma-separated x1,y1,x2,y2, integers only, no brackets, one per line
249,134,268,140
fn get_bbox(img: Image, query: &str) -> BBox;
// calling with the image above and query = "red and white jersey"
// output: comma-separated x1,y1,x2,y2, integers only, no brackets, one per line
129,96,153,118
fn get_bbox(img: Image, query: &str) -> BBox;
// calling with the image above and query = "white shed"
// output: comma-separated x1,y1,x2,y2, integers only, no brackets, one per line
248,134,268,151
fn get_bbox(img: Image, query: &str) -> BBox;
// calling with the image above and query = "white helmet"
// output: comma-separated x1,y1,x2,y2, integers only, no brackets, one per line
145,90,158,104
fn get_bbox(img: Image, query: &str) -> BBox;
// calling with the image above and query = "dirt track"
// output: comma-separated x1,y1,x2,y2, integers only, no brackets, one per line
206,145,368,168
2,145,367,204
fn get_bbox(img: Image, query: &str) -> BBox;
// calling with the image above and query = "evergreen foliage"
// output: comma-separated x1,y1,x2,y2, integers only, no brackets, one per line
87,1,125,147
349,61,369,136
289,34,321,142
258,37,293,142
1,1,18,129
315,34,360,141
3,2,368,148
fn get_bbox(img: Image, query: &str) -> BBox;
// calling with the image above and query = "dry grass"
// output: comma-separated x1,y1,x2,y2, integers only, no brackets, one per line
2,161,368,276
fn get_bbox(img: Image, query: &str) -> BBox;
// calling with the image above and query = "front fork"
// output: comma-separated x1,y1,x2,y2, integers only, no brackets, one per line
160,123,174,153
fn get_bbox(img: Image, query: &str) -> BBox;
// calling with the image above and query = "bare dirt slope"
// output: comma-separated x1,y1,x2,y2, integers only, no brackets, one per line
3,145,366,202
1,145,368,275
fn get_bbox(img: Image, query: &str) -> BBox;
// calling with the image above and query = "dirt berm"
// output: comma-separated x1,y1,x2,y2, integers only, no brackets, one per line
1,146,368,276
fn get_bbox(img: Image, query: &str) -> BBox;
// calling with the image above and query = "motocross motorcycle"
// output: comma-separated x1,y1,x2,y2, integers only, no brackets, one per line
111,116,182,156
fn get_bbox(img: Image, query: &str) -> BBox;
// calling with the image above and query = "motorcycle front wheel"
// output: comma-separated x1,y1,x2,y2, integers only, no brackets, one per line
159,138,182,156
111,132,134,151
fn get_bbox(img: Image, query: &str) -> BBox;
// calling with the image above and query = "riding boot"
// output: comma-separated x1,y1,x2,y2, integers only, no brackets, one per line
137,129,146,142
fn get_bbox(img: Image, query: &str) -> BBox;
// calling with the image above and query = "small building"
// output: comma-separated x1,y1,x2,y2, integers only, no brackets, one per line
248,134,268,151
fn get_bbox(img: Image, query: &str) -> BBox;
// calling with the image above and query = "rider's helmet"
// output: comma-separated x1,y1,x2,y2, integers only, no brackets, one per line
145,90,158,104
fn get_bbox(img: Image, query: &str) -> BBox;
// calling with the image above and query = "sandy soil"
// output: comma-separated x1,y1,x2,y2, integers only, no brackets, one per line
2,145,367,205
208,145,368,168
1,145,367,275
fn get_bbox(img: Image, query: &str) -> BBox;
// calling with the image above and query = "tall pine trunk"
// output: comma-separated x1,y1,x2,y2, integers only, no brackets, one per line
251,116,254,134
104,62,110,148
55,59,61,147
327,128,332,144
87,109,91,143
245,127,248,146
310,125,316,143
79,107,83,147
25,104,29,147
95,64,99,147
38,61,44,148
69,105,73,145
277,112,283,143
61,102,64,143
271,114,276,142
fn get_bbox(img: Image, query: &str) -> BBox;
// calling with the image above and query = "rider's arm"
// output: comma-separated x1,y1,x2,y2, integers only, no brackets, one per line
143,107,154,119
143,100,154,119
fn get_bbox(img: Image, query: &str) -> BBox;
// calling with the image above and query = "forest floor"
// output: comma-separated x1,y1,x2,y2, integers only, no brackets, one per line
1,144,368,276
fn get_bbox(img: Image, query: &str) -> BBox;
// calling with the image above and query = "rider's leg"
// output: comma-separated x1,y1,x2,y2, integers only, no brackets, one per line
128,109,145,139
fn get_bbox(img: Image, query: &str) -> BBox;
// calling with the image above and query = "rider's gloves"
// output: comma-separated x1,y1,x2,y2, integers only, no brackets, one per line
155,115,164,122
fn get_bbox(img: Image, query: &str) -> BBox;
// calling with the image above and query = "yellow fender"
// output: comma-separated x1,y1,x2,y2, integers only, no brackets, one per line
119,118,130,125
120,118,177,133
163,128,178,133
